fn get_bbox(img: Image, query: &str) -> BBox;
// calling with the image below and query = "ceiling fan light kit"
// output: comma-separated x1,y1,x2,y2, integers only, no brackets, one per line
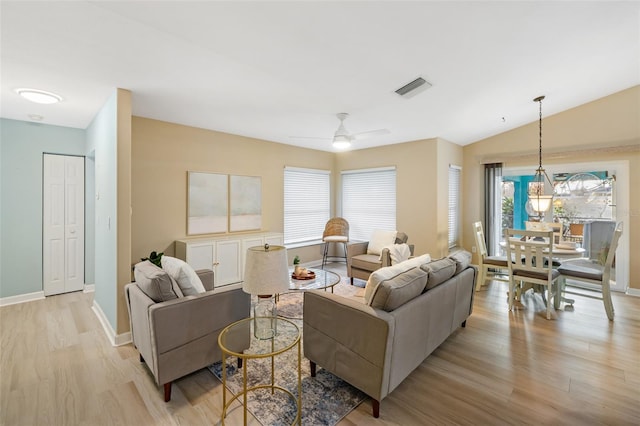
332,113,352,149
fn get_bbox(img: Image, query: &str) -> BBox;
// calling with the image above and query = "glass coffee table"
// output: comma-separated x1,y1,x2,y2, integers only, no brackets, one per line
288,267,341,293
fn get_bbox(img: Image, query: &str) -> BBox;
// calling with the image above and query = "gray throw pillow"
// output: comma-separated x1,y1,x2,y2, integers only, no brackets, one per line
449,250,472,275
369,267,428,311
420,257,457,291
134,260,179,303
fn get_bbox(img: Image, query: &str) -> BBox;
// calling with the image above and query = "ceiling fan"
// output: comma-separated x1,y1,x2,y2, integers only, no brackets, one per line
291,113,390,150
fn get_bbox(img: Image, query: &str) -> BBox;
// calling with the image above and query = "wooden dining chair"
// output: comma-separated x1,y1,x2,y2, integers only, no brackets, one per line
557,222,622,321
504,228,560,319
472,221,509,291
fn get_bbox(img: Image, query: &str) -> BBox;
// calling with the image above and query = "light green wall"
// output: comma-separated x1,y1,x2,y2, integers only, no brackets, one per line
87,92,118,327
0,118,86,298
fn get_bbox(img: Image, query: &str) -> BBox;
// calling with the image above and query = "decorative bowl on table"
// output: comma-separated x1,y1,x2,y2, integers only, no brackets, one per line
292,268,316,280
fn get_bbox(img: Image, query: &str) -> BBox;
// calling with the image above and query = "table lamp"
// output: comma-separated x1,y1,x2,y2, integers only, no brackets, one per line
242,244,290,339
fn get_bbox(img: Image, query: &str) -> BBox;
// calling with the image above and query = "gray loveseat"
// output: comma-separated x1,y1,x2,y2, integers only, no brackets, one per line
125,268,250,402
303,252,476,417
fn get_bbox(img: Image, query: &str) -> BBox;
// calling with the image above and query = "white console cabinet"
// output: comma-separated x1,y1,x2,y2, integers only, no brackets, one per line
175,232,284,288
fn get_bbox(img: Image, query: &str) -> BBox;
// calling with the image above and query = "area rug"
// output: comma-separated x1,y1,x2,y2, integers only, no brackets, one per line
208,292,367,426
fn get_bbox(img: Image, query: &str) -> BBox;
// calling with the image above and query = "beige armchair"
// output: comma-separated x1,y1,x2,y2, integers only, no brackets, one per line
125,269,250,401
346,232,414,284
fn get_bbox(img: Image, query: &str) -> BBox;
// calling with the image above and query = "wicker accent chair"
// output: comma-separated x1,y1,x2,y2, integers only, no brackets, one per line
322,217,349,268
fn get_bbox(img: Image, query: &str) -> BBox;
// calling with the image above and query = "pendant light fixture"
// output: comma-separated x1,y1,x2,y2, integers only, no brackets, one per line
529,95,553,216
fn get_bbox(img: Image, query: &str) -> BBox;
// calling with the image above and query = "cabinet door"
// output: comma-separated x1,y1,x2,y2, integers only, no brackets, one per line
188,242,216,271
241,237,264,277
265,234,284,246
216,240,242,286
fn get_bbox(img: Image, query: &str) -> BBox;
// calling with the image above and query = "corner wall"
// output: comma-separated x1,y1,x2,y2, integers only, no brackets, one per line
130,117,335,306
335,139,443,257
0,119,86,298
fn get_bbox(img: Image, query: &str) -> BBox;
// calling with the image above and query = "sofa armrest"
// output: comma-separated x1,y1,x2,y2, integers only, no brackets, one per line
196,269,214,291
347,241,369,272
149,288,250,355
125,283,156,367
347,241,369,258
303,290,395,400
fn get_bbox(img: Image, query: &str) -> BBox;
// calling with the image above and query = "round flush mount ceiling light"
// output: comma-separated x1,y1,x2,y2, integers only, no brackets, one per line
15,88,63,104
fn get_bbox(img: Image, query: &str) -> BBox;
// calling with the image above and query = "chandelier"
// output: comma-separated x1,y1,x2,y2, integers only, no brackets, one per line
529,95,553,215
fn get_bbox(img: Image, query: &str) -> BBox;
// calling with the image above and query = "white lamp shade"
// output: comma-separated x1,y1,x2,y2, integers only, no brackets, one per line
243,245,290,296
530,195,553,213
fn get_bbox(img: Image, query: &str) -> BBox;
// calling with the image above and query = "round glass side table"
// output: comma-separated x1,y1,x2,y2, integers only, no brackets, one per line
218,316,301,426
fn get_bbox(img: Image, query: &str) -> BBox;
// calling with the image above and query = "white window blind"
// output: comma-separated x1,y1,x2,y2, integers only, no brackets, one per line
342,167,396,241
448,165,461,249
284,167,330,245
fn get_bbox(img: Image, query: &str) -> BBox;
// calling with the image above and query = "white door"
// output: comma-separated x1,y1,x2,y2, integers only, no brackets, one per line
43,154,85,296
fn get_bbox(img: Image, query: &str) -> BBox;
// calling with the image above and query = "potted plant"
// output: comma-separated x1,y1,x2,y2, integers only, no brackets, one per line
293,255,303,275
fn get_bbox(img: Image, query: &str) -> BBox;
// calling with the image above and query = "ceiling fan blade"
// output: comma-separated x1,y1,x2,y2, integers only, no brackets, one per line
351,128,390,140
288,135,332,141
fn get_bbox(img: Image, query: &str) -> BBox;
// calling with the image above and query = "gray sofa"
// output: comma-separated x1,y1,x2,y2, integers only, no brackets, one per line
303,252,476,418
125,269,250,402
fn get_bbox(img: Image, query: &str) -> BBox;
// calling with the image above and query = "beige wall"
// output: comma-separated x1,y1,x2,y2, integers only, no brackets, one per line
462,86,640,289
131,117,335,269
336,138,460,258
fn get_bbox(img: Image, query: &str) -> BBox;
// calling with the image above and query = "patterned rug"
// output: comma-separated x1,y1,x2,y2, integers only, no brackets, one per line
208,292,367,426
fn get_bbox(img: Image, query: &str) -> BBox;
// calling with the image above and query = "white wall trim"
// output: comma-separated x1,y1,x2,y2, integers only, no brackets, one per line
91,299,132,346
625,288,640,297
0,291,45,307
91,300,116,345
83,284,95,293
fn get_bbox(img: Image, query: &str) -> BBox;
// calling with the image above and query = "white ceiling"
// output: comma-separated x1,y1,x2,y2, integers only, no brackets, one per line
1,1,639,152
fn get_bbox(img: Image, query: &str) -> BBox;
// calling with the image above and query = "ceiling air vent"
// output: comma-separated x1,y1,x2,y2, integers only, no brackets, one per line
395,77,432,98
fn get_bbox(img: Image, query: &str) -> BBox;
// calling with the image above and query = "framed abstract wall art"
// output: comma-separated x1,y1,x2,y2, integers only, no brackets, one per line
187,172,228,235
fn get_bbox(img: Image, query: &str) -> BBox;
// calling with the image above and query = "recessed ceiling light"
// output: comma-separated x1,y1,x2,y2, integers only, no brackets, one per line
16,88,63,104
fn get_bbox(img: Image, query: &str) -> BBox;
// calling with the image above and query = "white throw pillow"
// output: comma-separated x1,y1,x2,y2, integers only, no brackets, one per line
366,230,398,255
160,256,206,296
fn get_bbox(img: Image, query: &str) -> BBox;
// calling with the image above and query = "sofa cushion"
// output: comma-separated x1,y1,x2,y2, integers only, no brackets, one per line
448,250,472,275
367,230,398,255
421,257,457,290
134,260,179,303
369,267,428,311
161,255,206,296
363,253,432,304
351,253,383,271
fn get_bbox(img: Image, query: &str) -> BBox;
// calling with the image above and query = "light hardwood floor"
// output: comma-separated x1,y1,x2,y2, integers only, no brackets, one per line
1,265,639,425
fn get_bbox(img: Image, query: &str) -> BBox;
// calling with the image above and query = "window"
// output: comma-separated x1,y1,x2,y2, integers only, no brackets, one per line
284,167,330,245
342,167,396,241
448,165,461,249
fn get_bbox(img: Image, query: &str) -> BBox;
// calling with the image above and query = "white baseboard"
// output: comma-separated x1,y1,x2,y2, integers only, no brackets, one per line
0,291,45,307
91,300,131,346
83,284,95,293
626,287,640,297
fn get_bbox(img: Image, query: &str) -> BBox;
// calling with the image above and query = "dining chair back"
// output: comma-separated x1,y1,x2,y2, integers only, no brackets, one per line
472,221,509,291
504,228,560,319
558,222,623,320
321,217,349,268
